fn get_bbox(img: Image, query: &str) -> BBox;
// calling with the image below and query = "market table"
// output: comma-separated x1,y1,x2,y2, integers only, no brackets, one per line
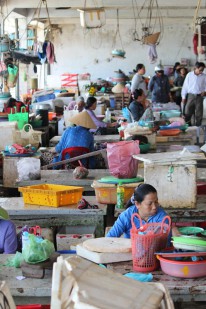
0,196,107,237
15,162,206,189
106,260,206,303
49,134,120,146
156,132,194,146
1,254,206,306
115,195,206,223
16,169,112,190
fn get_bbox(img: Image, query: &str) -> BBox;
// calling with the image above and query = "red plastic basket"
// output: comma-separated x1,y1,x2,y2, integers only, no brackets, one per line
16,305,50,309
131,213,171,272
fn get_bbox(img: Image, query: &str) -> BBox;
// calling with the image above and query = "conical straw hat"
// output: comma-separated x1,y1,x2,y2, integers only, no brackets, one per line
0,206,9,220
112,83,125,93
68,110,97,129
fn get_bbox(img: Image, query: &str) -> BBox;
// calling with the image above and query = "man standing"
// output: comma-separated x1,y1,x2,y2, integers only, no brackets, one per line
148,64,171,103
181,62,206,126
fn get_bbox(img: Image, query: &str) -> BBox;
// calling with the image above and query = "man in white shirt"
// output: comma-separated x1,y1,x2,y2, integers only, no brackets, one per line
181,61,206,126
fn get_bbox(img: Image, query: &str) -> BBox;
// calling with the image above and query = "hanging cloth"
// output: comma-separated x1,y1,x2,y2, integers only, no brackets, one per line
46,41,55,64
148,44,158,63
193,33,198,55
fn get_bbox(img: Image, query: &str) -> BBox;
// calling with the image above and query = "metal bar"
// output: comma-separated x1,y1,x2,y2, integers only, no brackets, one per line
41,149,107,170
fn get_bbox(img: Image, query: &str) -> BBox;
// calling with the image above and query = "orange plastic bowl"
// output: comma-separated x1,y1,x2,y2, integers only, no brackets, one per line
159,129,181,136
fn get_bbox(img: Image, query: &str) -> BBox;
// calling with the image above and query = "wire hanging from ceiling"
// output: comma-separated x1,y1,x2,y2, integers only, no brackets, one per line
111,9,125,58
131,0,164,45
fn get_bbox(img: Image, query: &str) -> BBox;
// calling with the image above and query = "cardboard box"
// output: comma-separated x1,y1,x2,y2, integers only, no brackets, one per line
56,225,96,251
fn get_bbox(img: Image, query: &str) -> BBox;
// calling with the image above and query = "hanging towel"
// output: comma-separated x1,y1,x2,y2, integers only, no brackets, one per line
46,41,55,64
148,44,158,63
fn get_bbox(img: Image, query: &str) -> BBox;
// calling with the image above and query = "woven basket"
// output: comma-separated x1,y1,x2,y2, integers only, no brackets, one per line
142,32,160,45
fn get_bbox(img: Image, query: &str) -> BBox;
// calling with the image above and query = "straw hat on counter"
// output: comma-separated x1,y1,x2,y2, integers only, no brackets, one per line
112,83,125,94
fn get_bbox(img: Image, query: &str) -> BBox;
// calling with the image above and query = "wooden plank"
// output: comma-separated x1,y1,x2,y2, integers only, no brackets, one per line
52,256,165,309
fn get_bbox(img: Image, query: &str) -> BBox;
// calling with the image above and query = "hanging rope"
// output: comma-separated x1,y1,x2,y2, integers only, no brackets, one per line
193,0,202,32
130,0,164,44
112,9,124,50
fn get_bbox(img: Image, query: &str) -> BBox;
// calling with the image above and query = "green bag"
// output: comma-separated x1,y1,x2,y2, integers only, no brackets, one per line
22,234,55,264
8,106,28,129
7,64,19,88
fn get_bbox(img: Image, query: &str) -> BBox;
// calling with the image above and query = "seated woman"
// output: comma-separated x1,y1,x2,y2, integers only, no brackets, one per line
129,88,146,122
107,183,180,239
52,111,96,168
68,96,85,112
85,96,117,132
0,206,17,253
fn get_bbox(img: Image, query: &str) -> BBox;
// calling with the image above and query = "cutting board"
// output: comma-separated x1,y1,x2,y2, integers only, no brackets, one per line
76,243,132,264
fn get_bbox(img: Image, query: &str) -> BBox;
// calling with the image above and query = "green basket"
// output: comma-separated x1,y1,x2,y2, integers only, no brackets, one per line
8,106,28,129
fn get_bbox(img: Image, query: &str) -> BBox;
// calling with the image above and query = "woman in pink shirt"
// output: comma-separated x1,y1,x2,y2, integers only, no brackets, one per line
0,206,17,254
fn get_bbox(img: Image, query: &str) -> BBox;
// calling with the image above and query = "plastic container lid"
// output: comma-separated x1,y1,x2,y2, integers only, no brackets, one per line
179,226,204,235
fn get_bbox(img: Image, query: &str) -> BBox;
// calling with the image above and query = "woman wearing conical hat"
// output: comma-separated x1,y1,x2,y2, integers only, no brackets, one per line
52,111,96,168
85,96,117,132
0,206,17,253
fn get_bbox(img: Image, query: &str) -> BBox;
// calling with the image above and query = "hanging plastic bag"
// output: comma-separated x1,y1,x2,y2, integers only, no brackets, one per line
107,140,140,178
22,234,55,264
122,107,132,122
63,106,79,127
7,64,19,88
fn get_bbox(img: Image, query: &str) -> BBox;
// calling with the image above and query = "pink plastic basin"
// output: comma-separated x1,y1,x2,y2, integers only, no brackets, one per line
158,255,206,278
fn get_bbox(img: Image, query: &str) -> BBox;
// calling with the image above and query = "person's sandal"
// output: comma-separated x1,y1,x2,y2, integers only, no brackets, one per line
88,204,99,209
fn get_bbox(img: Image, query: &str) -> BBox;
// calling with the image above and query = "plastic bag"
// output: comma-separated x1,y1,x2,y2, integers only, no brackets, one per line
64,106,79,127
17,158,41,181
124,272,153,282
5,252,23,268
22,234,55,264
140,107,154,122
107,140,140,178
122,107,132,123
7,64,19,88
8,106,28,129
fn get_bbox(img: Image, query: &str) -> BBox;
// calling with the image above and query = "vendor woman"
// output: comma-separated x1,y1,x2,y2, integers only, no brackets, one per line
52,111,96,168
0,206,17,254
85,96,117,131
107,183,180,238
129,88,146,122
